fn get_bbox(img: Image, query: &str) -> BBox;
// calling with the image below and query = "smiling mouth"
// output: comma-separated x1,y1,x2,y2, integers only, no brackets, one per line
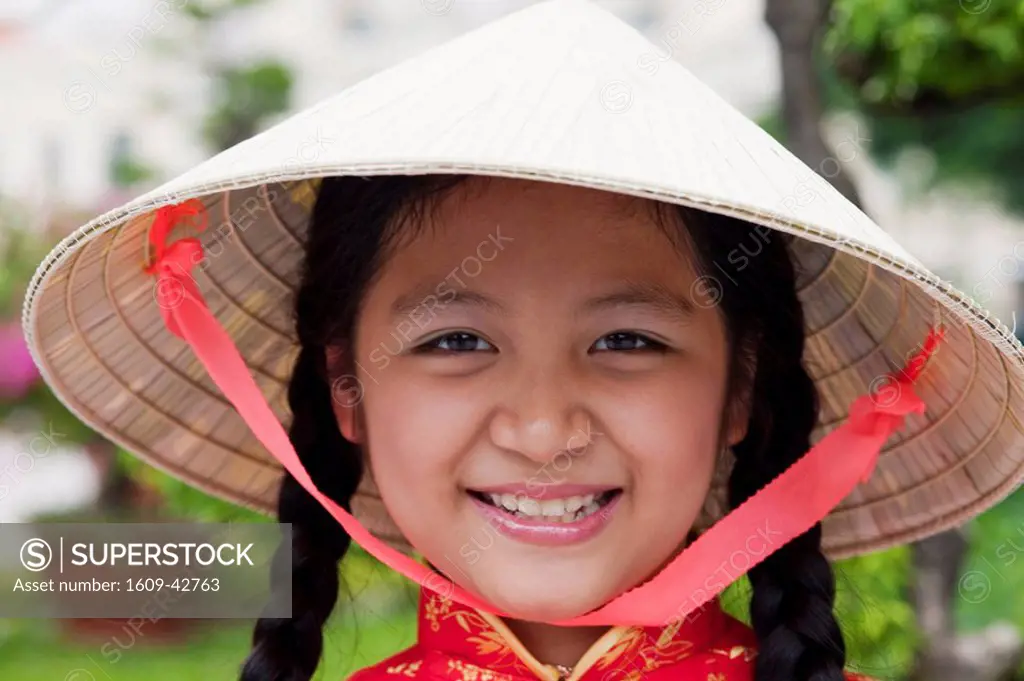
467,489,623,524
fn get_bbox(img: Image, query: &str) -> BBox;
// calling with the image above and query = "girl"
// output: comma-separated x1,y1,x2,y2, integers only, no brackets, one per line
22,2,1024,680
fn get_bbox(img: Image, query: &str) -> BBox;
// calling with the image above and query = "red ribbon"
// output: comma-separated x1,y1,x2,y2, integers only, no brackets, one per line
144,200,209,338
847,324,945,481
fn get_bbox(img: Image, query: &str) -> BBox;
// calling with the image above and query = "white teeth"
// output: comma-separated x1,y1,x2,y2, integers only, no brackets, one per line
540,499,565,516
517,496,542,516
481,491,612,521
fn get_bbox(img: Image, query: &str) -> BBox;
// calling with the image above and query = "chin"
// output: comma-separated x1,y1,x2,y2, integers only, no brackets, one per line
477,571,616,622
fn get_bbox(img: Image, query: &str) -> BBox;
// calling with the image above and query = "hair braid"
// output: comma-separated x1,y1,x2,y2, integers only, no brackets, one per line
239,348,362,681
725,239,846,681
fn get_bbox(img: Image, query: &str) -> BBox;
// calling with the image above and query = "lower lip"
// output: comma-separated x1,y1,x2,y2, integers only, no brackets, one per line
468,493,622,547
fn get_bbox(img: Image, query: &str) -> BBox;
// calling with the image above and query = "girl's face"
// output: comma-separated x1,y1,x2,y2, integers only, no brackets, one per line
333,177,746,621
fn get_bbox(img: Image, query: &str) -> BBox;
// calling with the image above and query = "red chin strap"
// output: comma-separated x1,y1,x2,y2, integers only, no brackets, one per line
144,201,945,627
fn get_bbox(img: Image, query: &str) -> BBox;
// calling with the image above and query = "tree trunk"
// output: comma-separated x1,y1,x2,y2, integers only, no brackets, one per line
764,1,1023,679
907,529,1023,681
764,0,862,206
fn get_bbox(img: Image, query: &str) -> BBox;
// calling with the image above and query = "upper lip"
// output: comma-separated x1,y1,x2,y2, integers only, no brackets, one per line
467,483,621,499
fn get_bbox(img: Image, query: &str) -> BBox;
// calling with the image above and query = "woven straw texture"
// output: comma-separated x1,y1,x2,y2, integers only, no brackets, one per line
22,0,1024,559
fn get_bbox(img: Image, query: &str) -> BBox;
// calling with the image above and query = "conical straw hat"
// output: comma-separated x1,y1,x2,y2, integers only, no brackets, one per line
22,0,1024,559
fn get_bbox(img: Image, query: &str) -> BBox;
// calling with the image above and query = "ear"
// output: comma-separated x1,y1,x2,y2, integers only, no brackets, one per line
724,360,755,447
724,397,750,448
325,345,364,445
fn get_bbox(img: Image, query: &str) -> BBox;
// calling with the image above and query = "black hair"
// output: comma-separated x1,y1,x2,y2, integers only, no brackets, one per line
238,174,845,681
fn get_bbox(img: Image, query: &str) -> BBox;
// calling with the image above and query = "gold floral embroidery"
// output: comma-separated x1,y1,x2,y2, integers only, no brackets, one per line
593,623,696,679
386,660,422,677
447,659,505,680
466,628,514,659
595,627,645,669
655,618,682,648
421,591,737,680
709,645,756,662
424,594,527,672
424,593,452,633
461,620,525,669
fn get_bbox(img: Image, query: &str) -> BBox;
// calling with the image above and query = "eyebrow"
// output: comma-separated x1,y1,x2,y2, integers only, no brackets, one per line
391,286,508,321
390,279,695,324
576,280,696,323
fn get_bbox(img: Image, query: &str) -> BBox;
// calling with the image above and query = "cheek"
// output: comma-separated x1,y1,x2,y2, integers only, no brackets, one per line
611,368,726,514
632,397,721,472
357,378,483,527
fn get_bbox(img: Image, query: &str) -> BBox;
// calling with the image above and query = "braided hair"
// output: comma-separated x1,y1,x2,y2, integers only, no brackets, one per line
239,177,845,681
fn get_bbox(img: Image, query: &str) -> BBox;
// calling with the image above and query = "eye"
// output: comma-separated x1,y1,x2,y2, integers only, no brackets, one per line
415,332,495,354
591,331,667,353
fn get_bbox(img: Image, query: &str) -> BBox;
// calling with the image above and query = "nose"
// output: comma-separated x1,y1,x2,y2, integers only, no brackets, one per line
488,365,596,464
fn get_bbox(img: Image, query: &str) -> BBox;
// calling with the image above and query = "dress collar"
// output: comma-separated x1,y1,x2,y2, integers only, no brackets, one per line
416,587,734,681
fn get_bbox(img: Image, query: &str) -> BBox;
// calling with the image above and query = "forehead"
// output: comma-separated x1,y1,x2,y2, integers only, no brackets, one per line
384,177,697,282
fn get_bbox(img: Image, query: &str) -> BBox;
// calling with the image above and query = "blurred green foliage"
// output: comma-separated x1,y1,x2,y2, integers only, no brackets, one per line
182,0,266,21
853,102,1024,216
0,215,45,320
110,157,155,187
834,548,919,679
0,607,416,681
202,61,294,151
958,486,1024,633
825,0,1024,111
820,1,1024,216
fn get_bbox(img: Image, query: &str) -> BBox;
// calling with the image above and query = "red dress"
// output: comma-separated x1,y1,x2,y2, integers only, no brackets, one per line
349,587,878,681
